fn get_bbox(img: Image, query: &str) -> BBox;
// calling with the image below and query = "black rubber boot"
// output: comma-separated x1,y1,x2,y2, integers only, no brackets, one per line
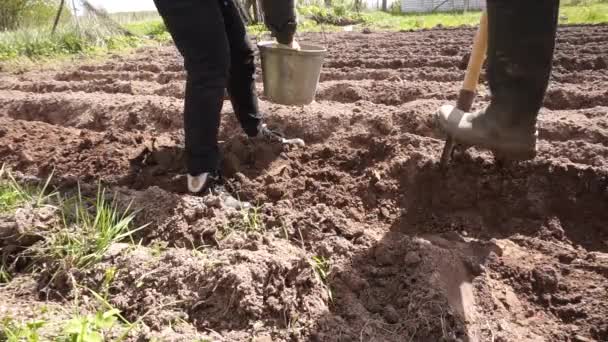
436,0,559,160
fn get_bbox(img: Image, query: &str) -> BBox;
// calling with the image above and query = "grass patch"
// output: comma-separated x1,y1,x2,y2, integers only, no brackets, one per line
0,16,172,65
358,2,608,31
0,165,55,213
123,19,171,42
37,186,146,271
0,174,148,340
220,206,266,239
0,181,23,214
298,5,365,26
0,168,146,284
362,10,481,30
560,3,608,24
251,2,608,39
0,22,142,62
235,206,265,234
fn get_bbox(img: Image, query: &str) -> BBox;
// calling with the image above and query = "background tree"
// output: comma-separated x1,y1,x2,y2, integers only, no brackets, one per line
0,0,28,30
0,0,70,31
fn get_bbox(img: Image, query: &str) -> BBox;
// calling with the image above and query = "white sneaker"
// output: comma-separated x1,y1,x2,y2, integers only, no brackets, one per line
187,173,209,193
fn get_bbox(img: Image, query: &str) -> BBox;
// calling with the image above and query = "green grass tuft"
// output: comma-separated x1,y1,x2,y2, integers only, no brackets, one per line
0,17,171,64
221,205,266,239
40,185,147,270
0,263,12,284
310,256,333,303
0,182,23,214
0,165,55,213
0,170,146,285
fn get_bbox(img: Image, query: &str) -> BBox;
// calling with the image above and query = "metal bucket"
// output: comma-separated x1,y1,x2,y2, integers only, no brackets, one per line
257,41,327,106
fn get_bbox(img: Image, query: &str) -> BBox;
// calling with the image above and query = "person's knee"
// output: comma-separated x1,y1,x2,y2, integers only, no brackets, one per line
185,56,231,88
231,44,256,74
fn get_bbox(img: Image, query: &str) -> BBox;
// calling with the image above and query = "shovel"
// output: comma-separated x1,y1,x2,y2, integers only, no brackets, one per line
440,12,489,168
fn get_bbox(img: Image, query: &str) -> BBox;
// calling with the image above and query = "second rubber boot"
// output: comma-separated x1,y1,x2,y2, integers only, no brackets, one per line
436,0,559,160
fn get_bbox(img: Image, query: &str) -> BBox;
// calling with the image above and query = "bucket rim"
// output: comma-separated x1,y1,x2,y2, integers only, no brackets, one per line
257,40,327,55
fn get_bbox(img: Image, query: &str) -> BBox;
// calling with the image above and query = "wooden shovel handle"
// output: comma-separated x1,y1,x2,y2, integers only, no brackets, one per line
457,11,488,111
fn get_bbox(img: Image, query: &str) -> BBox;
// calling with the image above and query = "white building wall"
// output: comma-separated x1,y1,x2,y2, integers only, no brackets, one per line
401,0,485,13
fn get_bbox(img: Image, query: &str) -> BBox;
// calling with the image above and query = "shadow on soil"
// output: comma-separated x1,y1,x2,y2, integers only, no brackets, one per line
310,154,608,341
397,155,608,253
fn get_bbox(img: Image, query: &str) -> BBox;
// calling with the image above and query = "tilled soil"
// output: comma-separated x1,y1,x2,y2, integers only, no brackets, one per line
1,25,607,341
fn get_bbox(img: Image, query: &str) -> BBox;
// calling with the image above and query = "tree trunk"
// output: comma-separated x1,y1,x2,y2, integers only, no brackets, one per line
353,0,363,12
324,0,332,7
382,0,388,11
52,0,65,34
0,0,28,31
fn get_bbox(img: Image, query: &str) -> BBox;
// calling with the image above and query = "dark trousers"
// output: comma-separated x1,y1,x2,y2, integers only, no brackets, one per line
153,0,262,175
486,0,559,128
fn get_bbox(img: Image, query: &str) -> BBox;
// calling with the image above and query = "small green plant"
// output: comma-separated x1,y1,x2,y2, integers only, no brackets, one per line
0,317,45,342
150,241,168,257
61,309,120,342
310,256,330,283
0,180,22,213
239,206,265,233
100,267,117,300
221,206,266,238
310,256,333,303
0,263,12,283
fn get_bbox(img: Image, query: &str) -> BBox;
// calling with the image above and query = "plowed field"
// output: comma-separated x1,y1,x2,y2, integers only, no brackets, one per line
1,25,608,341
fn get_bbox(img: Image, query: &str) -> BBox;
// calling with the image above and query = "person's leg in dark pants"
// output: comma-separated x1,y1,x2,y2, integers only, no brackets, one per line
154,0,304,193
436,0,559,160
221,0,305,146
485,0,559,130
221,0,262,137
153,0,229,183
